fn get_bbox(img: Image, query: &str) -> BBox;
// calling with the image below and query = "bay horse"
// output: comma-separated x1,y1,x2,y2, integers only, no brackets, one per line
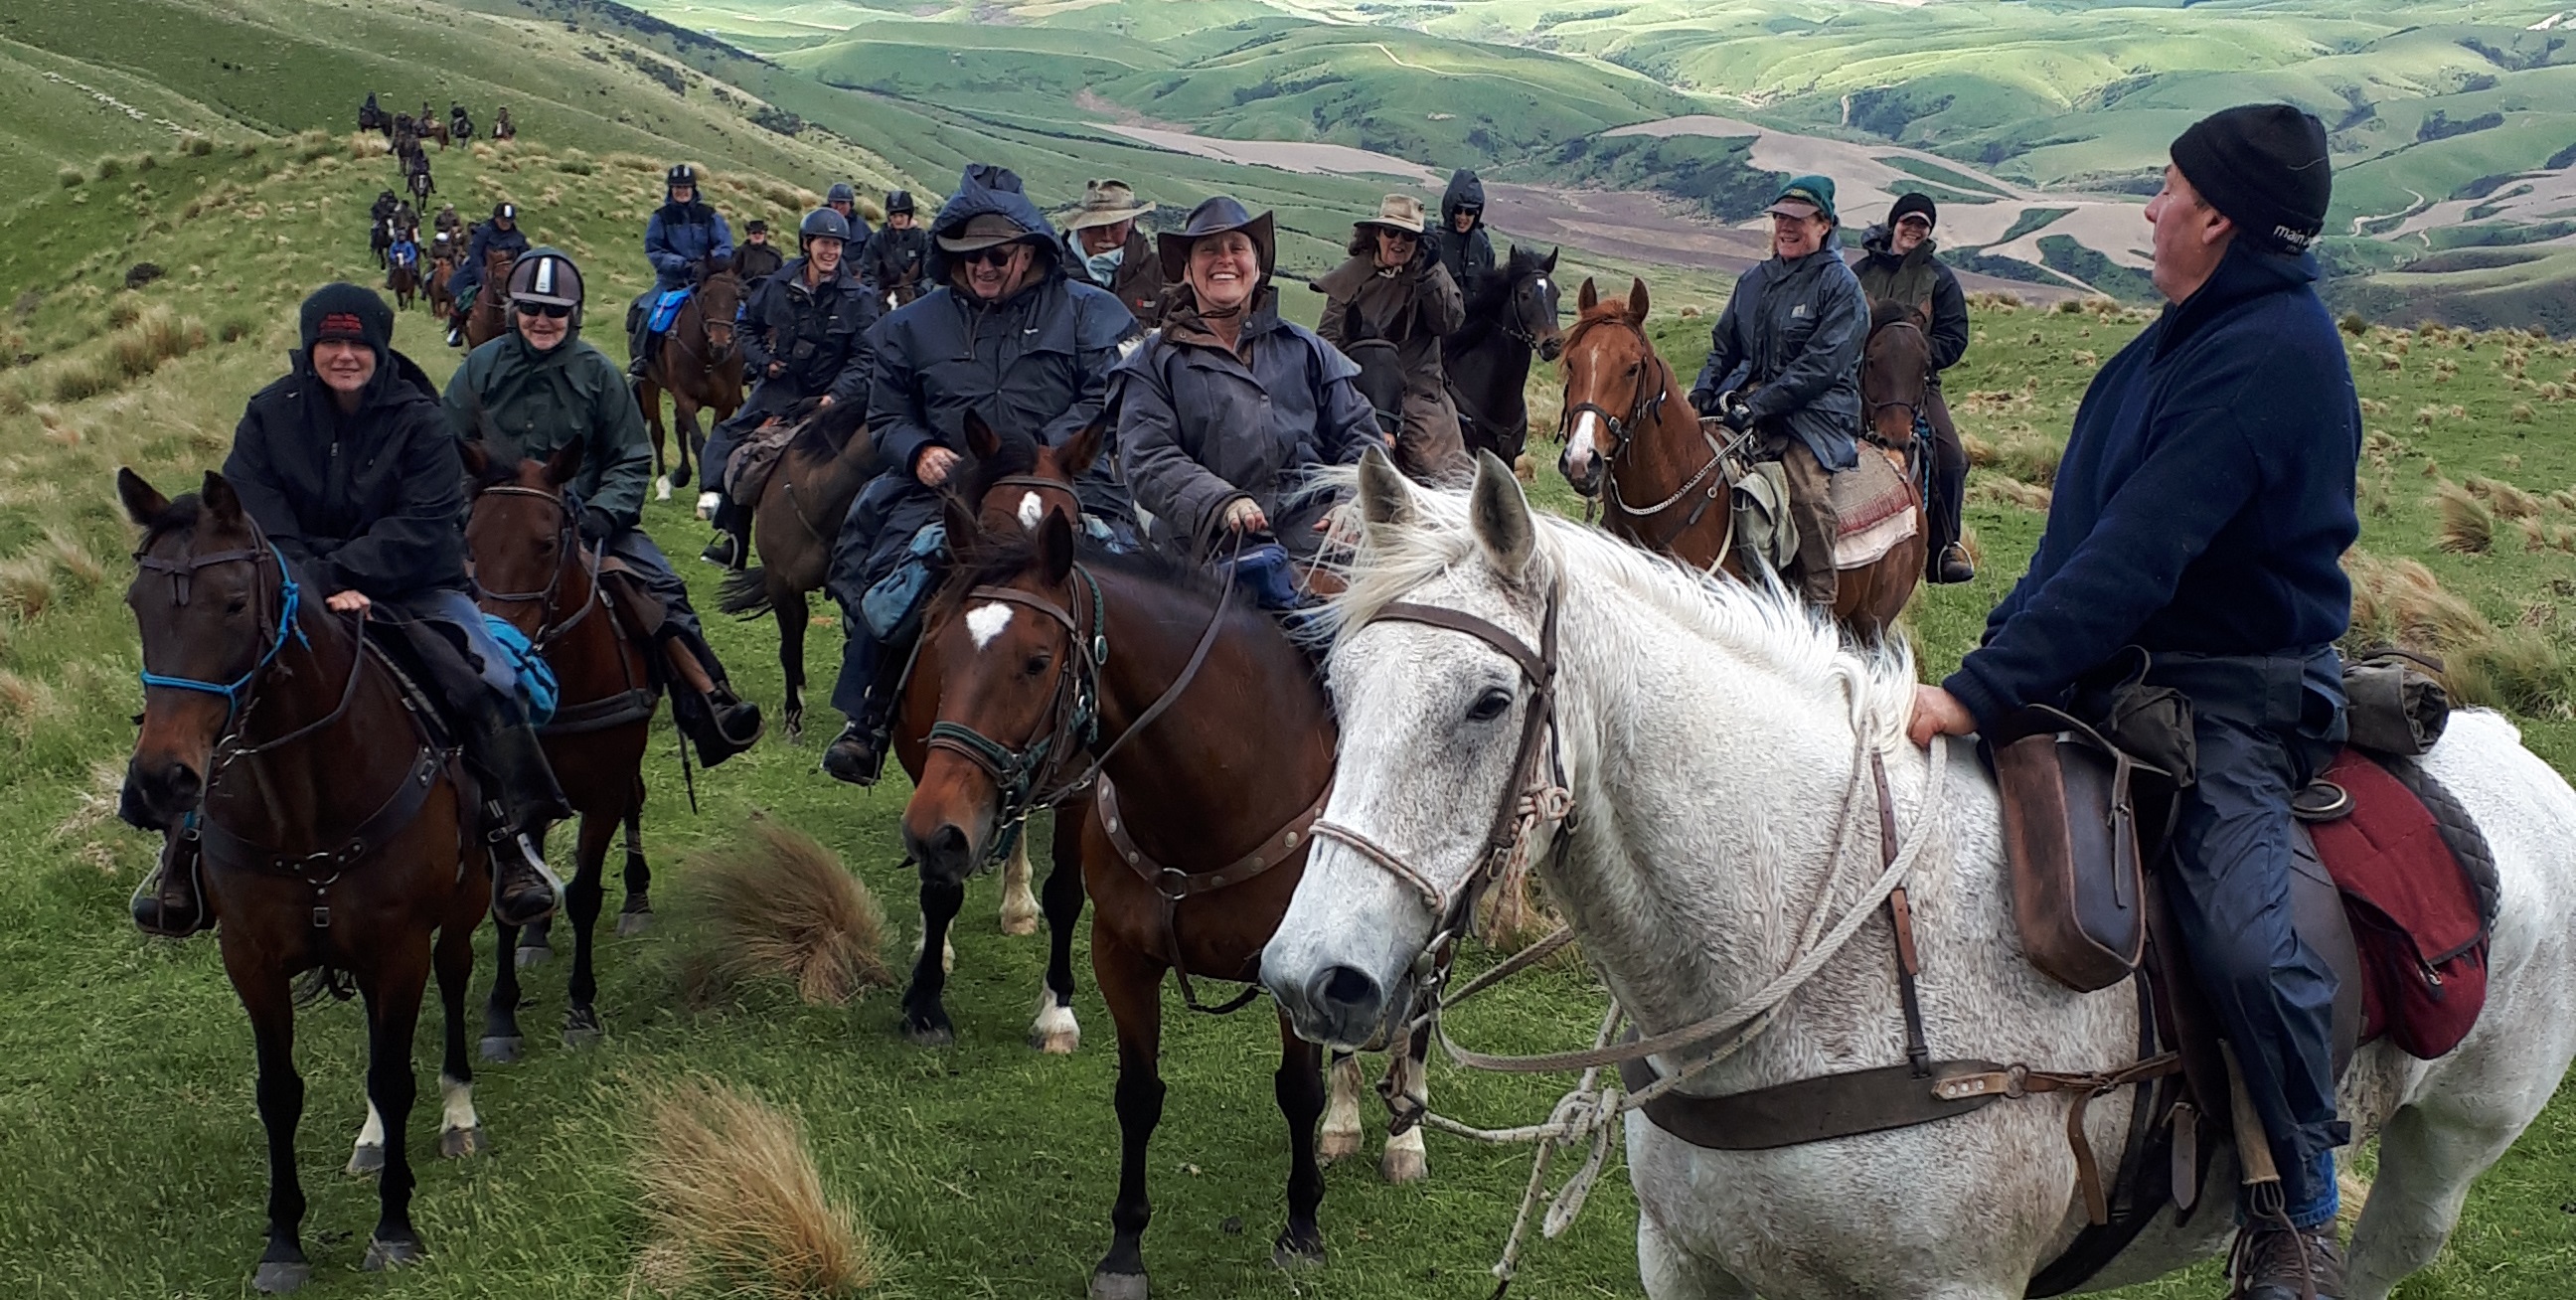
462,441,662,1056
388,251,418,312
405,160,434,207
712,397,880,741
462,247,512,348
635,254,744,496
419,107,449,150
1443,244,1563,467
1554,275,1922,637
901,457,1444,1300
1267,450,2576,1300
116,469,491,1294
423,245,457,319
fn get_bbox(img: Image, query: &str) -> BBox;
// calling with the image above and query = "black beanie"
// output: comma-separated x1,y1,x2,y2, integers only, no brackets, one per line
299,283,394,358
1889,192,1937,230
2170,103,2332,254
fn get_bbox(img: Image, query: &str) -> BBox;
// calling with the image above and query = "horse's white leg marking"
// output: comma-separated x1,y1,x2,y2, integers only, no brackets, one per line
910,906,956,974
654,474,672,502
1017,491,1044,532
999,836,1040,936
1320,1054,1365,1164
965,602,1014,651
1030,987,1081,1055
438,1073,479,1135
354,1101,385,1151
1379,1049,1428,1184
1563,408,1603,478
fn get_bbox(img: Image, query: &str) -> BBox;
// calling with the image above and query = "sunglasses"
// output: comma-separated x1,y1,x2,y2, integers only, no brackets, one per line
960,246,1025,268
516,301,572,319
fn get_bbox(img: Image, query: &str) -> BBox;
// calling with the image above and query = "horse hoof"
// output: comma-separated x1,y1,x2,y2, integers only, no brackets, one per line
252,1260,311,1294
515,943,551,971
1318,1128,1362,1164
615,908,652,938
345,1142,385,1177
361,1235,425,1272
1000,911,1040,938
1087,1269,1149,1300
564,1010,602,1049
902,1021,954,1048
695,490,722,520
1379,1145,1428,1185
655,476,673,502
1271,1233,1327,1270
439,1125,487,1159
1031,1027,1080,1055
672,465,693,490
478,1035,523,1064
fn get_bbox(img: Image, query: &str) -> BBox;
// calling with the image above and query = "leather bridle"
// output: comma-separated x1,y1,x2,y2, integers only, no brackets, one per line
469,484,604,656
1861,316,1931,442
1562,317,1747,555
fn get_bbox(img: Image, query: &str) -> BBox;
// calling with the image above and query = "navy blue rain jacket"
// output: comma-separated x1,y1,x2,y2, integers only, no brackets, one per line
740,255,880,418
452,220,530,294
1944,243,2361,731
1690,246,1868,470
645,196,734,291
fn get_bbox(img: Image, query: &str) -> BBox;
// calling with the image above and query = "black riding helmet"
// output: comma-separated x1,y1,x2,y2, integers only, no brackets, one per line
799,207,852,245
885,190,914,216
665,163,697,202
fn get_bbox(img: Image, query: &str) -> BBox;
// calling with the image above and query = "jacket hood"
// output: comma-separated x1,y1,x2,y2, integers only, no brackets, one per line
1441,169,1487,228
926,164,1060,283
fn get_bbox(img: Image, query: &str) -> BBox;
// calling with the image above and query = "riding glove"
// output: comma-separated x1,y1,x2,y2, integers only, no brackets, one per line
578,505,618,544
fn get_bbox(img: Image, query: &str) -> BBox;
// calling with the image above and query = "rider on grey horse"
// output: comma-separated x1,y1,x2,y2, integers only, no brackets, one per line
130,283,568,938
818,163,1133,784
625,164,733,378
1911,104,2358,1300
443,249,763,767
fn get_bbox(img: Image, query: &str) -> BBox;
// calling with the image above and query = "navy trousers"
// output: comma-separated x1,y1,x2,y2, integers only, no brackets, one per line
604,526,702,641
827,476,941,723
2151,649,2349,1227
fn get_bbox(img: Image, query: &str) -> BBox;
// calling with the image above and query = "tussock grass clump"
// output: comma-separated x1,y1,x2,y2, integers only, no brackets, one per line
2339,312,2367,336
1986,430,2062,486
2343,553,2492,652
48,355,118,404
43,530,104,589
2433,481,2494,554
0,557,58,617
57,166,82,189
2511,403,2535,423
629,1074,878,1298
1972,475,2053,511
2466,474,2543,519
108,306,206,382
1960,430,1998,467
2450,628,2573,718
677,819,891,1008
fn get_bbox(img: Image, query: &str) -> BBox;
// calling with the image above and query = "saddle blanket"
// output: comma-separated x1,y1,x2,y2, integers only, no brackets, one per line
2309,748,2495,1059
647,287,694,335
1829,447,1917,570
724,419,798,506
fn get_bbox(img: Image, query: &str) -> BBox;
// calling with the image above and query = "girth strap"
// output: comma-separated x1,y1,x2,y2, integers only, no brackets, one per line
1097,768,1334,1016
196,745,445,883
540,687,660,736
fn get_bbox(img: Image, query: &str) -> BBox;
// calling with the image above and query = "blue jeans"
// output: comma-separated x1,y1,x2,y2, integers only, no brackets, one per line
394,588,516,696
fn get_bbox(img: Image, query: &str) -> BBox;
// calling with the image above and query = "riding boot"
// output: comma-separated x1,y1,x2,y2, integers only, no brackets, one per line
822,630,899,786
700,501,749,570
457,690,569,927
657,623,763,766
2230,1223,2345,1300
130,818,214,937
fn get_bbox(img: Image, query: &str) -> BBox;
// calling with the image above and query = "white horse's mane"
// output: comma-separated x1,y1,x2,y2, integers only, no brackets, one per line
1320,469,1920,751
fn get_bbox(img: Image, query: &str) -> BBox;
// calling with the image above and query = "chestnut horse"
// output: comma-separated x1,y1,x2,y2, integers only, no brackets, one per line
1554,275,1923,636
712,397,879,740
423,246,457,319
901,473,1443,1300
461,248,512,349
116,469,491,1293
635,254,745,496
461,441,662,1057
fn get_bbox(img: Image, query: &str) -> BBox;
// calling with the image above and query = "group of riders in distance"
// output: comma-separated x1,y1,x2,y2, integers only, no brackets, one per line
112,94,2576,1300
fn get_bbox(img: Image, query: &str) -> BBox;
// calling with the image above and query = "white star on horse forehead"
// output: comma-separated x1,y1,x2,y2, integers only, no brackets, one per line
967,601,1015,650
1018,491,1044,532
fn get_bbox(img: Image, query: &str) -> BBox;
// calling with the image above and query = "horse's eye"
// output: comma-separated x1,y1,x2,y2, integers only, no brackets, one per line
1023,652,1051,678
226,597,248,616
1468,686,1514,723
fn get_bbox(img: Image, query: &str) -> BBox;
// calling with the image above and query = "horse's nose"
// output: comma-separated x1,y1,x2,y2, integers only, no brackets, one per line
904,821,977,886
1538,337,1563,363
1558,445,1600,498
118,758,201,831
1303,965,1386,1045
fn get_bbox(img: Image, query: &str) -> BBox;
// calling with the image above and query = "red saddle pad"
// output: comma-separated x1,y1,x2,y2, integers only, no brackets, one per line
2309,749,2491,1059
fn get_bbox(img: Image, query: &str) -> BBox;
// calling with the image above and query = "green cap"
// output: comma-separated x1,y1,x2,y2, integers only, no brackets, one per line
1766,175,1839,224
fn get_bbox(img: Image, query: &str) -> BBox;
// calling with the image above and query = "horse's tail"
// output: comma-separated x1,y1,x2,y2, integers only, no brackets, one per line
717,565,771,617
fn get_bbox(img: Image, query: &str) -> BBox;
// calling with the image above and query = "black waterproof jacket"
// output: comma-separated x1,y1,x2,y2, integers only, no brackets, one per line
1690,246,1869,470
223,349,466,598
740,255,880,418
1434,169,1496,302
1850,226,1970,383
859,226,930,301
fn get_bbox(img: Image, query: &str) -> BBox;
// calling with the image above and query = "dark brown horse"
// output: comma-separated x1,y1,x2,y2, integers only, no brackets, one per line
1553,276,1925,636
462,248,511,349
116,469,490,1294
461,442,661,1056
635,254,745,495
388,253,418,312
900,474,1441,1299
712,398,878,740
1444,244,1563,468
423,245,457,319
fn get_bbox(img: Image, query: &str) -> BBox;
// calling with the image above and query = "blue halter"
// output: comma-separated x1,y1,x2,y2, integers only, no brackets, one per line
135,542,308,724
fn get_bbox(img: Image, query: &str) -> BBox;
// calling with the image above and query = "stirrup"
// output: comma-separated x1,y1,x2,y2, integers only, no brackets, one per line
822,723,888,787
131,818,214,938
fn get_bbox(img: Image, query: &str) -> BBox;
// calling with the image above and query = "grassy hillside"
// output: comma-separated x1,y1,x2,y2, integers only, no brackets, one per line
1,107,2575,1299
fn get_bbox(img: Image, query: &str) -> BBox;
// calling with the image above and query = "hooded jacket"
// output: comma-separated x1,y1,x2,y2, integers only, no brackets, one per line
1850,226,1970,381
1434,169,1496,302
645,192,734,291
1690,245,1869,470
740,254,879,417
872,165,1135,516
1944,243,2361,731
732,238,785,287
441,316,655,531
1116,289,1381,558
224,348,465,598
1060,225,1165,332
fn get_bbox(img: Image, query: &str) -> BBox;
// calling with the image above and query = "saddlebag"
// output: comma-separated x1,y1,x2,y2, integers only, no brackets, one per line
1989,706,2169,993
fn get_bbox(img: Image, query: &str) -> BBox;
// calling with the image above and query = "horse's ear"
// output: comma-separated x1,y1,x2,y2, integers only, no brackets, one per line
1626,277,1651,325
1356,444,1414,533
116,468,170,529
963,409,1002,462
1541,247,1559,274
1057,415,1108,479
1576,277,1599,314
1037,508,1075,586
202,471,245,526
544,438,584,487
940,489,979,558
459,439,490,479
1468,451,1535,582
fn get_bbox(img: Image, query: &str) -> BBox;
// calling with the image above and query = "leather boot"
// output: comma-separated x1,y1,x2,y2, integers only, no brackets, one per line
459,692,569,927
822,718,889,787
1935,544,1976,584
2230,1223,2345,1300
660,622,763,765
699,533,738,568
131,819,214,937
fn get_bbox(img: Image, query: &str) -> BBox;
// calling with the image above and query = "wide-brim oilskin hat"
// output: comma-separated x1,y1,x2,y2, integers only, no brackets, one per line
1765,175,1840,224
1062,179,1153,231
1157,196,1276,285
1355,193,1428,236
936,211,1044,254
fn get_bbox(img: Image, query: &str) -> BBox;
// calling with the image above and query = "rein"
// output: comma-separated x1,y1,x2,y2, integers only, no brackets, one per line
1562,318,1741,557
470,484,606,655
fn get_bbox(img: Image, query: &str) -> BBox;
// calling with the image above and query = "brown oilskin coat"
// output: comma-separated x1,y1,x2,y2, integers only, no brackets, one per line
1315,251,1469,480
1063,227,1166,331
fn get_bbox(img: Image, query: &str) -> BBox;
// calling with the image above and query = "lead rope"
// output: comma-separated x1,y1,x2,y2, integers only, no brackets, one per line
1424,734,1949,1296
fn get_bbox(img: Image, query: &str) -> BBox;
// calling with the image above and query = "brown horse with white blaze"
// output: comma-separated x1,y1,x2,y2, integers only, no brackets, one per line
115,469,491,1294
1555,275,1924,636
635,253,745,496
